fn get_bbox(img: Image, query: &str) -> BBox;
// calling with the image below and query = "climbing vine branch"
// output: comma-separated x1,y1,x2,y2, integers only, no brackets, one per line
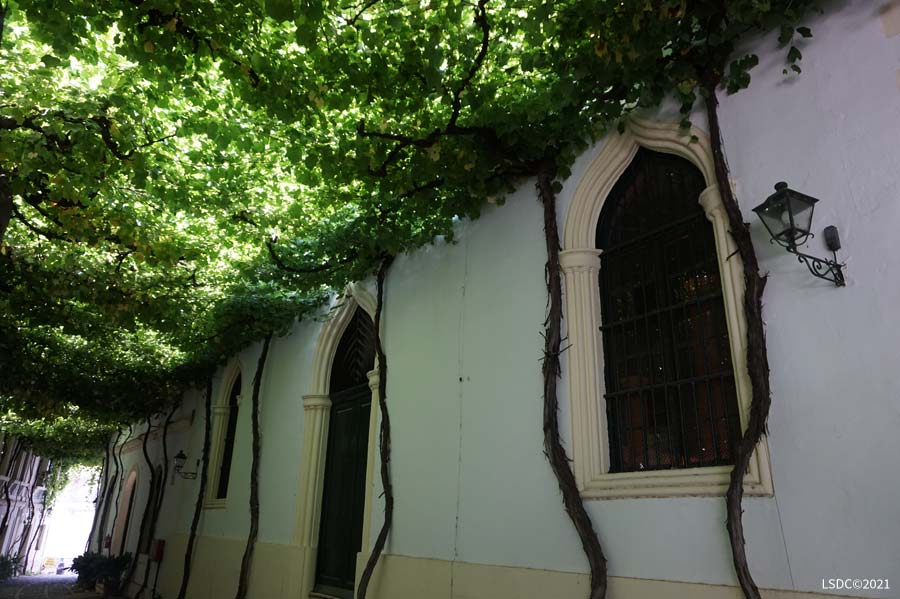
356,254,394,599
537,163,608,599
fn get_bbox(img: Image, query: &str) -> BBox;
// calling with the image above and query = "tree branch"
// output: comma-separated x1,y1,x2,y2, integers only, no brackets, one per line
356,254,394,599
704,75,770,599
136,8,260,87
342,0,384,27
235,333,272,599
265,238,357,274
537,163,608,599
357,0,494,176
177,380,213,599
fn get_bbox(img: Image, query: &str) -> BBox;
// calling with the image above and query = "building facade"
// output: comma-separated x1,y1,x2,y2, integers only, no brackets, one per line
0,435,50,574
100,4,900,598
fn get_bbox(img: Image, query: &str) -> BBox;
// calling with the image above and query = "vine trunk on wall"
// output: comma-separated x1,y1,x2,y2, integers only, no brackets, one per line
108,424,132,556
704,78,773,599
177,379,213,599
25,493,48,572
87,443,111,552
136,404,176,599
234,333,272,599
14,473,38,560
95,428,123,554
123,416,155,586
536,165,608,599
356,255,394,599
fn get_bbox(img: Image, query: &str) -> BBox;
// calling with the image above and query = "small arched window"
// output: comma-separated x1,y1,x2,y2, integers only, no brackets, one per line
596,148,741,472
111,469,138,555
216,374,241,499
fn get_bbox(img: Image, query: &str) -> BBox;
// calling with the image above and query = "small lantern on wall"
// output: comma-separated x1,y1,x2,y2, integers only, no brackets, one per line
753,182,846,286
172,450,198,480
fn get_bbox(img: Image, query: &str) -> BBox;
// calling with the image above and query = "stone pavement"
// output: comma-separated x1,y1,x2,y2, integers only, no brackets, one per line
0,575,99,599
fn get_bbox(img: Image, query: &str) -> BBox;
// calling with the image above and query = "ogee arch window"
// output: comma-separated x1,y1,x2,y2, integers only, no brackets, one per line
596,148,741,472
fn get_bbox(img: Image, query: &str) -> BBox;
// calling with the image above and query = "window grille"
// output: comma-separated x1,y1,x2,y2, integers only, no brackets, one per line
596,149,741,472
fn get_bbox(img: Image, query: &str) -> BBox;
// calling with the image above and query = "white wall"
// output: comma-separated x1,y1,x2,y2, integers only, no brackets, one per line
110,3,900,596
376,3,900,594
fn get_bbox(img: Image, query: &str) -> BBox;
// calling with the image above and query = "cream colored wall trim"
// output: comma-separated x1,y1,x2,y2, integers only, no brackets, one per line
881,1,900,38
562,117,773,498
361,368,380,551
354,553,854,599
294,285,380,599
204,359,242,508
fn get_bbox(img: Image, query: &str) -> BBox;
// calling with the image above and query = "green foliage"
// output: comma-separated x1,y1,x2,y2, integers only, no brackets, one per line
1,0,820,457
71,551,131,591
0,402,115,469
0,554,20,581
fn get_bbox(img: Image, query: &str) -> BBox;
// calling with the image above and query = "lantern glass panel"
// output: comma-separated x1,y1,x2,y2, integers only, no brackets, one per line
755,198,793,245
786,195,815,243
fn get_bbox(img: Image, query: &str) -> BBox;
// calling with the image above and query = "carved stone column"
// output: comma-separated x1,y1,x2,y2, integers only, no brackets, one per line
295,393,332,598
559,248,606,487
699,183,751,423
360,369,380,552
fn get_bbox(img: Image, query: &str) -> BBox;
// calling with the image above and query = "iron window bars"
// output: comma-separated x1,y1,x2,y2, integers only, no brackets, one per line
597,149,742,473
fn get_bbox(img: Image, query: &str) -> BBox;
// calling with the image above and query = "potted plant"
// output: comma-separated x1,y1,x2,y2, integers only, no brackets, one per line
0,555,20,581
71,552,131,597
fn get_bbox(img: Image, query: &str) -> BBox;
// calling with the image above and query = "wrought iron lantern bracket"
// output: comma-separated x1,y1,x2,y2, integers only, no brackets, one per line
783,244,845,287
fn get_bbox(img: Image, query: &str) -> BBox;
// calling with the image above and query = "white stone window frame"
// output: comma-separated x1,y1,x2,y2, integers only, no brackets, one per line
204,360,242,509
561,118,774,499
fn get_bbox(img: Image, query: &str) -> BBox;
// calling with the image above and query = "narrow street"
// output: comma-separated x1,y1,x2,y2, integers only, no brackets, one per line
0,576,98,599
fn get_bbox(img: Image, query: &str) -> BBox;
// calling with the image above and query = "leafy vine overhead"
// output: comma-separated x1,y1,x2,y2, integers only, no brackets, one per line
4,0,819,588
4,0,818,421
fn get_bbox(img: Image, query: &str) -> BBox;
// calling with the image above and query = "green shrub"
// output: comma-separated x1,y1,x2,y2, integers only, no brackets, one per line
0,554,20,581
70,551,131,594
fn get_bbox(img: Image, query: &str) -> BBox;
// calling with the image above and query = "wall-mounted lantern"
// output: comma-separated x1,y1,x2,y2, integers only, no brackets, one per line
172,450,198,480
753,182,846,286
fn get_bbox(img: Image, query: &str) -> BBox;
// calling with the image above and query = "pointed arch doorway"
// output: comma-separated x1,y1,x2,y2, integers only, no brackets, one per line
294,287,381,599
315,307,375,597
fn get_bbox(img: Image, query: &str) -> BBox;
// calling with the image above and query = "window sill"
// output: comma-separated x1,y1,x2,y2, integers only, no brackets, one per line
203,498,227,510
580,441,773,499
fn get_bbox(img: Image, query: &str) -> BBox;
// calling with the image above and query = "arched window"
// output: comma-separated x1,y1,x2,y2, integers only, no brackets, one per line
216,374,241,499
205,365,243,509
596,148,741,472
111,469,138,555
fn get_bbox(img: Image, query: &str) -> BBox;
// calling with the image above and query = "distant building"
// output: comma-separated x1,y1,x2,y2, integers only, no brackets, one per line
0,434,50,574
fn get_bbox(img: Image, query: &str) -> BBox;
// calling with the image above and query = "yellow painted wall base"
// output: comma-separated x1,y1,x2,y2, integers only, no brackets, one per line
156,533,304,599
355,553,857,599
151,535,857,599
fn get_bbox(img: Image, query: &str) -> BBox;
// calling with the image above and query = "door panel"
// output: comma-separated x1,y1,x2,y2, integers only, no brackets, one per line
315,384,371,597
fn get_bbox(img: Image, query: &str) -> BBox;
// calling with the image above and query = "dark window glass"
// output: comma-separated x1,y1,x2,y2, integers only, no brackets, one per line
216,374,241,499
596,148,741,472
